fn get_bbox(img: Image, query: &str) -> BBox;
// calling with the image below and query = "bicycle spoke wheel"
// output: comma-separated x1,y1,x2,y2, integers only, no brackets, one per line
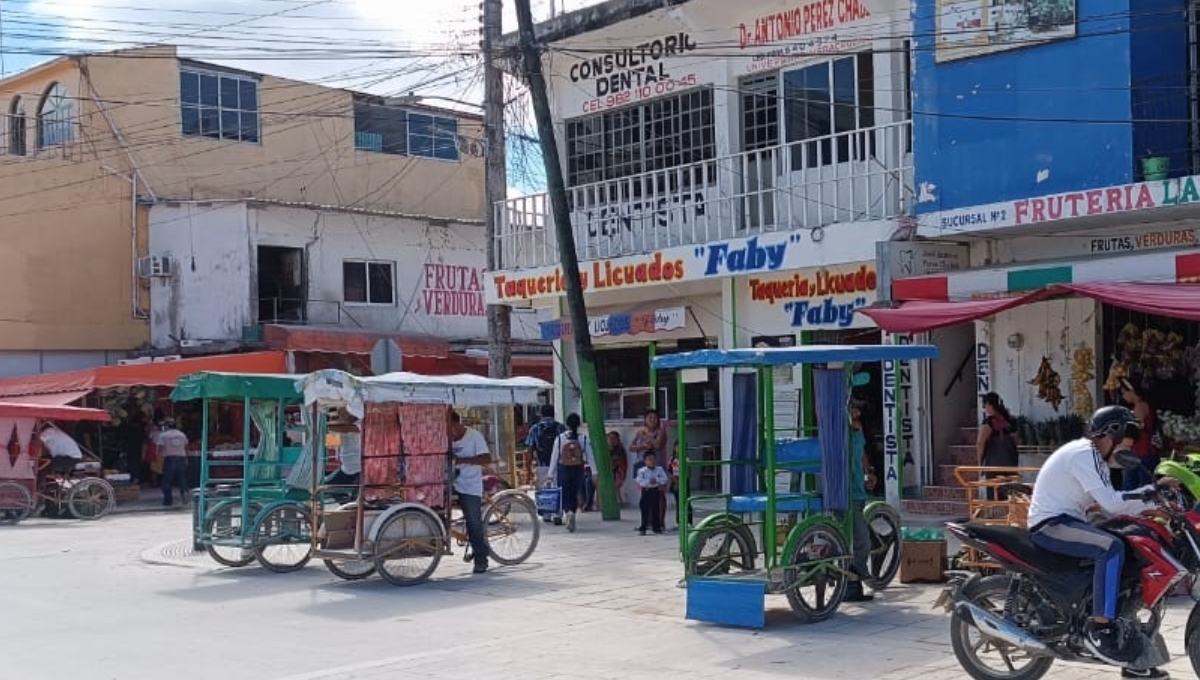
687,523,756,577
68,479,115,520
864,504,901,590
373,508,444,586
784,521,849,623
484,492,539,566
203,501,260,567
251,503,313,573
0,481,33,524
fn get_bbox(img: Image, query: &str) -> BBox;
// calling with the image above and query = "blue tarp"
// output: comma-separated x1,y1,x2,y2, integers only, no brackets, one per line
814,368,849,513
729,372,758,495
651,344,939,369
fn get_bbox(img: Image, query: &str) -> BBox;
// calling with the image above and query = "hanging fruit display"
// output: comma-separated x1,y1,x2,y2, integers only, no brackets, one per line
1102,356,1128,392
1105,323,1188,392
1029,356,1064,412
1071,346,1095,418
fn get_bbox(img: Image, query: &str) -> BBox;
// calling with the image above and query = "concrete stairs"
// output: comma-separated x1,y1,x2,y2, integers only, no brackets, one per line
901,426,977,519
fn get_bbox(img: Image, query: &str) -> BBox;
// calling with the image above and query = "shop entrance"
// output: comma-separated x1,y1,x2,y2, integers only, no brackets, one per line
1100,304,1200,417
256,246,306,324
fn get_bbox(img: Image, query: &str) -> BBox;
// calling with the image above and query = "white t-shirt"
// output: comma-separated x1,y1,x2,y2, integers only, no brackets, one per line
451,427,490,497
1028,438,1153,528
155,429,189,458
40,427,83,459
548,432,598,482
338,432,362,475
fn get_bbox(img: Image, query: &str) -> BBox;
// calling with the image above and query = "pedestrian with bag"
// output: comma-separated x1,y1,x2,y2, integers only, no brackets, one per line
547,413,596,533
976,392,1020,500
524,405,565,488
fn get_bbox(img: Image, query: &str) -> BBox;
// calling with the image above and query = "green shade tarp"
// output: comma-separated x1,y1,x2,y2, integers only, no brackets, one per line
170,372,304,402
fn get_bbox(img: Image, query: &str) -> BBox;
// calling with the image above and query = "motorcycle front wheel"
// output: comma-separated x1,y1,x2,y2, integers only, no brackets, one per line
950,575,1054,680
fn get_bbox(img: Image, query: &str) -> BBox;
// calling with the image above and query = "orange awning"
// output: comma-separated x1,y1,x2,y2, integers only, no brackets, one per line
0,351,288,398
0,402,111,422
0,390,92,406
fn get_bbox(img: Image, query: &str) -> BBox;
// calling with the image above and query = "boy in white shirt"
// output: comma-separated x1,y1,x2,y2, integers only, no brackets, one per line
635,451,669,535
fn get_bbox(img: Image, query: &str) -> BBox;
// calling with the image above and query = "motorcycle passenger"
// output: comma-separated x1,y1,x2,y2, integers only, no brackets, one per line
1027,405,1174,672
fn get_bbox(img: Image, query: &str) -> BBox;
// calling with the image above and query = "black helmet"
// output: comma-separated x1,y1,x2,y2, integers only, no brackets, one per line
1087,405,1140,443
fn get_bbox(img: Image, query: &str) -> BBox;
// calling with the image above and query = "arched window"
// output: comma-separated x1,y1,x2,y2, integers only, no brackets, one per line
8,96,26,156
37,83,72,148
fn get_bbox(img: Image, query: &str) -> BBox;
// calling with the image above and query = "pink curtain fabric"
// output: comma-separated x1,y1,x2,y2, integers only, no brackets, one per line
360,403,402,503
399,404,450,509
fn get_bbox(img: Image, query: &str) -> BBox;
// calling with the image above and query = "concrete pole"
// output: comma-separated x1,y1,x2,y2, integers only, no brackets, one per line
514,0,619,520
483,0,512,380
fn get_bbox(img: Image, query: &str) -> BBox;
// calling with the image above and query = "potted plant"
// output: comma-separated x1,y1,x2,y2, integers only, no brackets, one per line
1141,150,1170,181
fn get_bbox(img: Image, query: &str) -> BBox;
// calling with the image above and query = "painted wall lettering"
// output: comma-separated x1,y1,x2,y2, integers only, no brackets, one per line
422,263,485,317
739,0,872,48
580,192,707,241
744,263,878,330
568,33,700,112
699,234,799,277
976,341,991,395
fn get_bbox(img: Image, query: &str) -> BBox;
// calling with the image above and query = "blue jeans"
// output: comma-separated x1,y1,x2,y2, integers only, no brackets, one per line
1031,516,1123,619
457,491,488,567
161,457,188,506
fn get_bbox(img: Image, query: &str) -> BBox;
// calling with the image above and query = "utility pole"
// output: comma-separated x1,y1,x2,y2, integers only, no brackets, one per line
482,0,512,380
514,0,619,520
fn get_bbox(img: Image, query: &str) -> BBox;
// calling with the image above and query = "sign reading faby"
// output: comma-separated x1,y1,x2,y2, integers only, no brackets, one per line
541,307,686,341
922,174,1200,235
488,232,802,304
738,0,877,74
568,33,701,112
747,263,878,329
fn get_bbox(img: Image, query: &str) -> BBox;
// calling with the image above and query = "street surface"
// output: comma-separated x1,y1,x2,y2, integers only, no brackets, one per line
1,510,1197,680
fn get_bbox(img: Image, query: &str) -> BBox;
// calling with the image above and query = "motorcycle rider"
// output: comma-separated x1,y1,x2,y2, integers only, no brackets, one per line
1027,405,1176,676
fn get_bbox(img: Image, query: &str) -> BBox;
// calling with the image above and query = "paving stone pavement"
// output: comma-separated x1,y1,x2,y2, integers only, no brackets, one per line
3,509,1198,679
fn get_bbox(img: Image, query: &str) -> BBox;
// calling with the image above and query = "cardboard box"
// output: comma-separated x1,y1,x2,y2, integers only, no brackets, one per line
899,539,946,584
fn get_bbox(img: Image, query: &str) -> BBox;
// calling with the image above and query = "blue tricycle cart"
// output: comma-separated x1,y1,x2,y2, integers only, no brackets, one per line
653,344,939,628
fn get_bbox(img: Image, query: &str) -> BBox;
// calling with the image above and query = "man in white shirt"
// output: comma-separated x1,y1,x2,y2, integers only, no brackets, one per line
39,423,83,460
1028,405,1174,671
155,419,190,507
448,410,493,574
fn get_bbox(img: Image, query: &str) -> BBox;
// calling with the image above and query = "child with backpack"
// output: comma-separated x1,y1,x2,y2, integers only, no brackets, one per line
548,413,597,532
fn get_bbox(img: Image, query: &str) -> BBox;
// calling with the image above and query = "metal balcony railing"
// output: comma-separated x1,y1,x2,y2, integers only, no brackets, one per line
494,120,913,271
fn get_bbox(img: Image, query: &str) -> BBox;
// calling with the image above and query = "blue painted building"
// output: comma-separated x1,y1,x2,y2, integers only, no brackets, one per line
911,0,1192,213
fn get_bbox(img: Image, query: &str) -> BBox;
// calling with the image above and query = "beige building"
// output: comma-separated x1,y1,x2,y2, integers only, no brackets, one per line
0,45,487,376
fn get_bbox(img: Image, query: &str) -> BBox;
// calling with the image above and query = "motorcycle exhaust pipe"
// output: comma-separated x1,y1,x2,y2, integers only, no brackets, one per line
955,602,1053,657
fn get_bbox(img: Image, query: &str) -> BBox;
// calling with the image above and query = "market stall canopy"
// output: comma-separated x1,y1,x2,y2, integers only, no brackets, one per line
0,390,93,407
862,282,1200,334
171,372,305,402
0,401,112,422
299,369,553,415
0,351,289,399
651,344,940,369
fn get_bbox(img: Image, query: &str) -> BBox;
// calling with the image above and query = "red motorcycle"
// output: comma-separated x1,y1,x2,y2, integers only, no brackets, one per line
936,486,1200,680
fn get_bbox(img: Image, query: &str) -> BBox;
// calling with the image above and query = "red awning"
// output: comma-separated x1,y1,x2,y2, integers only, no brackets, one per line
0,402,111,422
1060,282,1200,321
860,291,1049,333
262,325,447,358
0,351,288,398
0,390,91,406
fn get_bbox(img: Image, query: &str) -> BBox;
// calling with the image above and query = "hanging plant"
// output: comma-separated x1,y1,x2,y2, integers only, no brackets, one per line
1029,356,1064,412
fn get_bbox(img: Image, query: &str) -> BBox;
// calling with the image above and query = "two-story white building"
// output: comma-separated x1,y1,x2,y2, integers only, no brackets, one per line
490,0,940,497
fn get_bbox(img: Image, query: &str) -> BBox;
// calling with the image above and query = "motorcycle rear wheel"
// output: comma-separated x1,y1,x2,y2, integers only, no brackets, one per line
950,575,1054,680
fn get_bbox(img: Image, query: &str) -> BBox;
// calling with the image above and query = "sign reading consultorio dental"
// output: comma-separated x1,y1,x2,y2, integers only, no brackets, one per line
487,232,806,304
567,32,702,113
741,261,879,330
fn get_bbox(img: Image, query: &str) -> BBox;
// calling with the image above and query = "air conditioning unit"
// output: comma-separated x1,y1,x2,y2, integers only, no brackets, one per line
137,256,173,278
117,357,152,366
152,355,182,363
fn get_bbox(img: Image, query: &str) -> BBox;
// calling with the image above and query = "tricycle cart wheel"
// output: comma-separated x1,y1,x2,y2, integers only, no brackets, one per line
485,491,539,566
373,507,444,586
687,523,756,577
68,478,115,520
323,557,376,580
251,503,313,573
0,481,33,524
863,503,902,590
203,500,260,567
784,520,849,623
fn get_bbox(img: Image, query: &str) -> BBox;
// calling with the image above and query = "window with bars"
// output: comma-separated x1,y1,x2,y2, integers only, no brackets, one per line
782,52,875,169
564,87,716,187
741,74,779,152
180,69,260,143
343,260,395,305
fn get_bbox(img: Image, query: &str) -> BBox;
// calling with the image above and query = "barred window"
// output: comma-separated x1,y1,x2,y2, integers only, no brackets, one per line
565,87,715,187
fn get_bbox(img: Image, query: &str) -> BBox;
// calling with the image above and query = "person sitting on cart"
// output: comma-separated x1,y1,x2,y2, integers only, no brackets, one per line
448,409,494,575
38,422,83,476
324,409,361,503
